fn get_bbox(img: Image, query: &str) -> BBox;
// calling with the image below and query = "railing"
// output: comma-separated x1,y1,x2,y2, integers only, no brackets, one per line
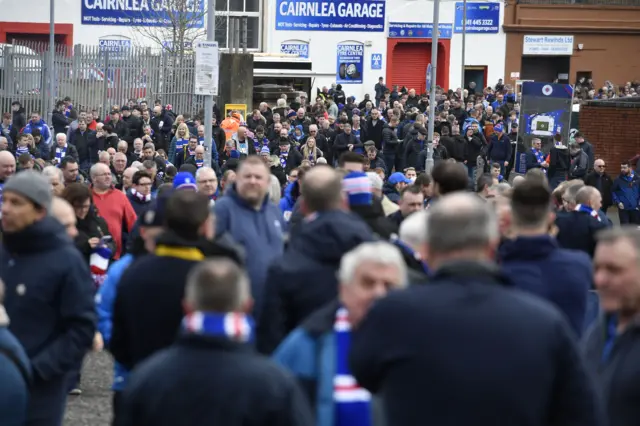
518,0,640,5
0,41,209,119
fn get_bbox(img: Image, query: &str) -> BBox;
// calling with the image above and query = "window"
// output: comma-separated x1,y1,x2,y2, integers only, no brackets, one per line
214,0,262,50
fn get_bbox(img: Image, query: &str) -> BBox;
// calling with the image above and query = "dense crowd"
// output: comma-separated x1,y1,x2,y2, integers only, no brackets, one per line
0,78,637,426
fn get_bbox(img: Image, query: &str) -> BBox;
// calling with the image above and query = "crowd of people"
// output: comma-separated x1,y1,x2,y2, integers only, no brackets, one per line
0,79,637,426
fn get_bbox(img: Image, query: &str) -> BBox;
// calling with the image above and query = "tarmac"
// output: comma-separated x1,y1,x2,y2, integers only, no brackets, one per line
64,352,114,426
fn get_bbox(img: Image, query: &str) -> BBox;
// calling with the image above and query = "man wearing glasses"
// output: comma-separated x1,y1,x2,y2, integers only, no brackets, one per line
585,159,613,215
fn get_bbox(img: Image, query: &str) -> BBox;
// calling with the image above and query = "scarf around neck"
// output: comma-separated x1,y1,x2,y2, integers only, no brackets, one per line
279,152,288,169
532,148,547,174
55,145,67,163
130,188,152,203
575,204,601,222
334,307,372,426
182,311,254,342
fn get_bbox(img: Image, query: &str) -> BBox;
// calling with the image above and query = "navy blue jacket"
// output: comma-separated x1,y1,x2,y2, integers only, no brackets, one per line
256,210,373,355
556,211,609,258
120,334,313,426
0,311,31,426
611,172,640,210
350,261,606,426
0,217,96,426
499,235,591,336
214,184,285,317
487,133,512,162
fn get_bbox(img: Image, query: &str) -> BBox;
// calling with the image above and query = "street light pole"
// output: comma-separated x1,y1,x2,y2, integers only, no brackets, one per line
425,0,440,175
48,0,55,125
204,0,216,168
461,0,467,89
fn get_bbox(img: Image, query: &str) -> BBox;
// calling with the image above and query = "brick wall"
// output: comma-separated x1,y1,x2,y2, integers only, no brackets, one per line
579,102,640,169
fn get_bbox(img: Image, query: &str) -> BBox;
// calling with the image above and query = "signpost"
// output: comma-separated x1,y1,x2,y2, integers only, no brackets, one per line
195,38,219,168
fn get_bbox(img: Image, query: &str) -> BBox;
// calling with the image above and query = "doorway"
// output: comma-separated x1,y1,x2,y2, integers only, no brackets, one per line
464,66,487,91
521,56,570,83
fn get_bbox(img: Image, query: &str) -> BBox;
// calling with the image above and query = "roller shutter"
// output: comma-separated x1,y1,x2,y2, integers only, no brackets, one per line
391,43,430,94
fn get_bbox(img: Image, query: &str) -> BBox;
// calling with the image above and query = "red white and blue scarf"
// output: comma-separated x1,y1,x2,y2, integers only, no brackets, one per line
532,148,546,174
575,204,601,222
90,243,112,289
334,307,372,426
182,311,254,342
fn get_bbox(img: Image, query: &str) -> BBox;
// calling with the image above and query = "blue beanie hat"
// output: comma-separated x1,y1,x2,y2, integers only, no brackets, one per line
494,123,504,133
172,172,197,191
342,171,372,206
230,149,240,159
260,146,270,155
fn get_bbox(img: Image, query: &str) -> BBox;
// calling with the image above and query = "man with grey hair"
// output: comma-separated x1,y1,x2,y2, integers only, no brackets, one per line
584,226,640,426
118,259,313,425
351,192,605,426
568,140,588,180
273,242,406,423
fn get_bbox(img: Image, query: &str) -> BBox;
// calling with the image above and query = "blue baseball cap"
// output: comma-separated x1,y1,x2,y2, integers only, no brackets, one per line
388,172,411,185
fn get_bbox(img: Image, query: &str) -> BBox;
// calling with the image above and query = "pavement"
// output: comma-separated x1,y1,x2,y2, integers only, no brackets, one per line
64,352,114,426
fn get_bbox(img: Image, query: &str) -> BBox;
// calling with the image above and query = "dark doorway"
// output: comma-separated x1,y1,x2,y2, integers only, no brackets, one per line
464,66,487,91
521,56,571,83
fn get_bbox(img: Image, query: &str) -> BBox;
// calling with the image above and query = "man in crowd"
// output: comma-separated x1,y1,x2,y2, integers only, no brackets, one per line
118,259,313,426
61,156,83,185
0,171,95,426
612,161,640,224
273,241,407,424
350,192,605,426
195,167,218,201
257,166,373,354
585,158,613,214
386,184,424,227
499,179,592,336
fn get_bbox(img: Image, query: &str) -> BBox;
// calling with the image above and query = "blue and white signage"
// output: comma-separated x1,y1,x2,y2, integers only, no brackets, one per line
426,63,432,92
454,2,500,34
82,0,204,27
388,22,453,39
162,40,193,50
280,41,309,58
99,39,131,52
276,0,385,32
336,43,364,84
371,53,382,70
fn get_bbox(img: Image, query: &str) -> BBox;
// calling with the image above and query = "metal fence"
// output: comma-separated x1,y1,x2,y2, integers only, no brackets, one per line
0,41,208,120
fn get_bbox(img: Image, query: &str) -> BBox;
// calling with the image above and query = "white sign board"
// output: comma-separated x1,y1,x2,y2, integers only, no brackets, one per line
523,35,574,56
194,41,219,96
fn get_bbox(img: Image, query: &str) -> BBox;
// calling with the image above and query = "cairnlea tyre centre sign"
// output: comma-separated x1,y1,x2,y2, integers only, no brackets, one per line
275,0,385,32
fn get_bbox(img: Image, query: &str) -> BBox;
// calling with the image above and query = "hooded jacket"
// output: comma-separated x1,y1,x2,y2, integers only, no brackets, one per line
256,210,373,354
23,119,52,146
1,217,95,425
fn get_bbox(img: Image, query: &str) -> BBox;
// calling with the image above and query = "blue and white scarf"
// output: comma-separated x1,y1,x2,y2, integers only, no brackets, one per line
532,148,546,174
182,311,254,342
16,145,30,157
55,145,67,164
334,307,372,426
195,159,204,168
175,138,188,152
280,152,288,169
575,204,601,222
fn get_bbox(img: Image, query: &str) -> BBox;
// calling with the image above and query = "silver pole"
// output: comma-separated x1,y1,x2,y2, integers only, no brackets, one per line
242,17,247,54
204,0,216,169
425,0,440,175
461,0,466,89
48,0,55,125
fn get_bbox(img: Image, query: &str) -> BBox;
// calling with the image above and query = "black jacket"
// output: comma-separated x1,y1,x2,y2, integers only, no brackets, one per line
110,231,242,370
350,198,398,239
256,211,373,355
1,217,96,424
74,208,115,264
51,110,69,135
123,115,143,144
119,333,313,426
350,260,606,426
465,133,486,165
441,135,467,163
49,143,79,163
555,210,609,258
362,118,385,150
111,119,130,142
69,128,97,165
584,172,613,209
381,125,400,154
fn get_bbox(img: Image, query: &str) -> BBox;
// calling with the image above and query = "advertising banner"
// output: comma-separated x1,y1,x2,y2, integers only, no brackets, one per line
275,0,385,32
280,41,309,58
371,53,382,70
336,43,364,84
82,0,204,27
523,35,574,56
454,2,500,34
514,82,574,174
388,22,453,39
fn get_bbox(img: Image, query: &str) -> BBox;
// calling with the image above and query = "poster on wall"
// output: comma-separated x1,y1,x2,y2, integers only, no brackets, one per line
280,41,309,58
81,0,204,27
336,43,363,84
454,3,500,34
514,82,574,174
275,0,385,32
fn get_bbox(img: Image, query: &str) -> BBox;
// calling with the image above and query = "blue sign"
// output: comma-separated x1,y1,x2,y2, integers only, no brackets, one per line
275,0,385,32
426,63,432,92
454,2,500,34
522,82,574,99
388,22,453,39
99,39,131,52
281,42,309,58
371,53,382,70
82,0,204,27
336,43,364,84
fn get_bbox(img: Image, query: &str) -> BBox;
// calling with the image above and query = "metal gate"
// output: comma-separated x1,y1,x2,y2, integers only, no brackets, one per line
0,41,207,119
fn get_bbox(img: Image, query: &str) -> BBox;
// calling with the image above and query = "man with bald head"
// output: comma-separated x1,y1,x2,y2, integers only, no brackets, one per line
122,167,138,193
350,192,605,426
256,166,373,354
584,158,613,214
50,197,78,239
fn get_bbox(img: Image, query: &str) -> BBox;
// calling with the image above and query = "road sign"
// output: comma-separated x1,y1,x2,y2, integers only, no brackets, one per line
371,53,382,70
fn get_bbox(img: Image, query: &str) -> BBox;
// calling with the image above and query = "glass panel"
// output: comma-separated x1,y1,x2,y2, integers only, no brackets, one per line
229,0,243,11
245,0,259,12
214,0,227,12
215,17,228,48
247,16,260,49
